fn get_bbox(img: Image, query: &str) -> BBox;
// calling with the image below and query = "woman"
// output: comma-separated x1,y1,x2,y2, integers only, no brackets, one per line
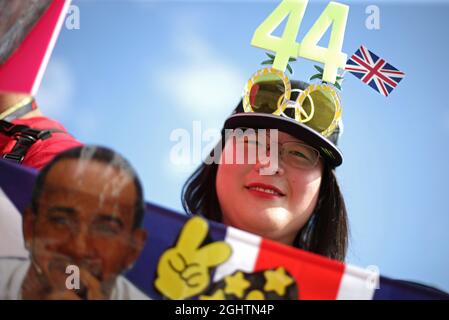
182,73,348,262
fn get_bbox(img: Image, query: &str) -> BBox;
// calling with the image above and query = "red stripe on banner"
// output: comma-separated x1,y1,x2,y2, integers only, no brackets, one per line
254,239,345,300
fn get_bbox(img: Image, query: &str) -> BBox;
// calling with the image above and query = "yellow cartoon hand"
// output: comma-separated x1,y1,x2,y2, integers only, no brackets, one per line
155,217,232,300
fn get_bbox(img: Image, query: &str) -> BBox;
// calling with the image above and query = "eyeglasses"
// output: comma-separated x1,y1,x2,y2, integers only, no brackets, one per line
232,128,320,169
242,67,342,138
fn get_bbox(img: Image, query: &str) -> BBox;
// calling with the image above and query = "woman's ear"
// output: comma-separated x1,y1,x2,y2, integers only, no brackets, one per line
23,207,36,250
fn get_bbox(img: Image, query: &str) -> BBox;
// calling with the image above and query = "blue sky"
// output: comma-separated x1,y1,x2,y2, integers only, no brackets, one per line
36,0,449,292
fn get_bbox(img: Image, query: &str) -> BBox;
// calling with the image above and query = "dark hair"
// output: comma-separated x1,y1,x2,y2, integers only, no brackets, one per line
30,145,145,229
181,136,349,262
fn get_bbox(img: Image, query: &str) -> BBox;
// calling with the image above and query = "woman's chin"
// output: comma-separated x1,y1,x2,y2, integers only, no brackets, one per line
232,208,292,234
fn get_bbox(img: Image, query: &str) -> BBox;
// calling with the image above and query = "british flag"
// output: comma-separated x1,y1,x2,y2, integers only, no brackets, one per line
345,45,405,97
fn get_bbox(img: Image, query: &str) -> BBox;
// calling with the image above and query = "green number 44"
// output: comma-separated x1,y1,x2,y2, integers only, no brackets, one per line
251,0,349,84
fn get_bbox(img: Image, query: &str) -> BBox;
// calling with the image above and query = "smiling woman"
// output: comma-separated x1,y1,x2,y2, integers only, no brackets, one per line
182,79,349,262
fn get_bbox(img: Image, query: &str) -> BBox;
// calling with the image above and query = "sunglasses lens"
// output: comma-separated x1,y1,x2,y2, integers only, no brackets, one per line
243,68,341,138
300,88,338,134
249,74,285,114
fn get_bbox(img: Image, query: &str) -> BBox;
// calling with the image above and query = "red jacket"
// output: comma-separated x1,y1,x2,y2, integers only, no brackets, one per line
0,116,82,170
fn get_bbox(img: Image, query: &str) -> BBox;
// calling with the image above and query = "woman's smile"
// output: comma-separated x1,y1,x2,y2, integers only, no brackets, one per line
245,182,286,199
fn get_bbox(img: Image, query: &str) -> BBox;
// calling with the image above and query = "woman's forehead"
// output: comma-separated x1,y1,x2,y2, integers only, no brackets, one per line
267,130,305,144
234,127,306,144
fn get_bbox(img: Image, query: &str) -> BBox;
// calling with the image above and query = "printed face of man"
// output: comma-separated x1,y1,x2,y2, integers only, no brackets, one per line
24,158,146,298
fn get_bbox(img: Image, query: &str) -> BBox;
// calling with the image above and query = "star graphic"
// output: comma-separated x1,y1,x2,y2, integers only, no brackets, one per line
199,289,225,300
245,290,265,300
224,271,251,298
263,267,294,296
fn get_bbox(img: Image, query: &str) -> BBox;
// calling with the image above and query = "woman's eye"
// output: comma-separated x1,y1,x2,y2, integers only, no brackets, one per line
289,150,308,160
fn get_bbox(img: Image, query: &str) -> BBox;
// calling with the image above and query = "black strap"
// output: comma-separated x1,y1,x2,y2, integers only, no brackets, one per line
0,119,64,164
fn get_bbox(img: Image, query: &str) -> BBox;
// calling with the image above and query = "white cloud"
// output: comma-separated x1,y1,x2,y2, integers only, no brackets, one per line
160,63,243,116
35,58,74,118
152,18,245,122
150,13,246,180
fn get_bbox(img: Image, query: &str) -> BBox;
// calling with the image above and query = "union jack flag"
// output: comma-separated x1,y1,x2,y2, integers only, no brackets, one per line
345,45,405,97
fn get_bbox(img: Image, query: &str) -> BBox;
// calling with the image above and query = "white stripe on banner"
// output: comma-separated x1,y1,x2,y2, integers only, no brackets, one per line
0,188,28,258
336,264,379,300
213,226,261,282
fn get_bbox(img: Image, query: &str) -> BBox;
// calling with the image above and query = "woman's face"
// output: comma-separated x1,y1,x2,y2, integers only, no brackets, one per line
216,130,324,245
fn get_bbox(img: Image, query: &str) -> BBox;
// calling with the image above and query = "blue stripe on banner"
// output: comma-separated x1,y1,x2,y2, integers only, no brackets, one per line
0,159,37,213
373,277,449,300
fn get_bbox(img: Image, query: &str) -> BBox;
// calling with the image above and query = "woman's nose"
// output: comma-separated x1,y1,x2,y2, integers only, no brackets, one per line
254,153,285,176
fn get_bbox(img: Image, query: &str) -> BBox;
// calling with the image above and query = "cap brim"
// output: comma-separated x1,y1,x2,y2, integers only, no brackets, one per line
223,113,343,167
